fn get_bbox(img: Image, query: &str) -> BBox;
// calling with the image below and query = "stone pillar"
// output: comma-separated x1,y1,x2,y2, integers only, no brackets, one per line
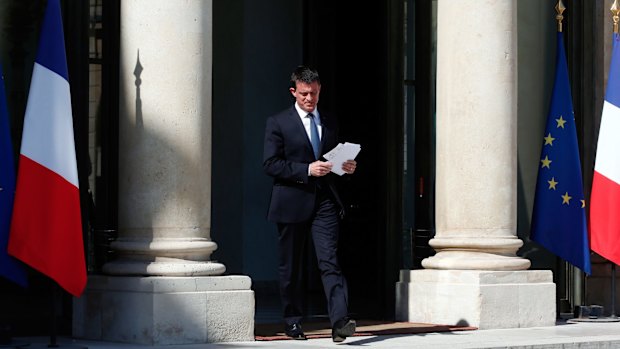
104,0,223,279
396,0,555,329
73,1,254,344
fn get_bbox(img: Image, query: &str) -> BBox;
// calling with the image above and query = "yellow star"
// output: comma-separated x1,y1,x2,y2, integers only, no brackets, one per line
544,133,555,146
562,192,572,205
547,177,558,190
581,199,586,208
556,116,567,129
541,155,552,169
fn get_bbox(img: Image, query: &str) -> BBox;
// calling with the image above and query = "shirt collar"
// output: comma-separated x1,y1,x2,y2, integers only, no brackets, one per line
294,103,320,122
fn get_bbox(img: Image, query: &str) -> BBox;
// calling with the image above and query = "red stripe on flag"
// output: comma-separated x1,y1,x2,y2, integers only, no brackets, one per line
8,155,86,297
590,171,620,266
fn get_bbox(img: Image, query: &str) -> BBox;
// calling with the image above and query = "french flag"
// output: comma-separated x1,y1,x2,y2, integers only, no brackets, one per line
8,0,86,297
590,32,620,266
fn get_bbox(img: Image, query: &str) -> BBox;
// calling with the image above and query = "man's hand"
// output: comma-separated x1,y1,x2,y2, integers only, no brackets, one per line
342,160,357,175
310,161,333,177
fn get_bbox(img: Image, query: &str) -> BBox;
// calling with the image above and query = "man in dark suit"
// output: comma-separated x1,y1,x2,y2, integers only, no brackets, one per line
263,66,357,342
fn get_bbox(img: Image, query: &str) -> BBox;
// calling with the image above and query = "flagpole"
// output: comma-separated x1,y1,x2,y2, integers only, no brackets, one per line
556,0,565,32
49,282,59,348
44,281,87,348
612,264,617,318
613,0,620,34
610,0,619,320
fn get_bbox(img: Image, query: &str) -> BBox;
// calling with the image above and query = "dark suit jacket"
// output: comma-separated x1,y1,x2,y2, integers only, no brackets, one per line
263,105,344,223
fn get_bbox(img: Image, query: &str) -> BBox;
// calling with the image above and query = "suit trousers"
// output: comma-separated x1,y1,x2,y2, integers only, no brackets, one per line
277,188,349,326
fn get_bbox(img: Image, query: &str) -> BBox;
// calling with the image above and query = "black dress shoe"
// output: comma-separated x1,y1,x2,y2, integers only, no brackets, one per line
284,323,307,340
332,317,356,342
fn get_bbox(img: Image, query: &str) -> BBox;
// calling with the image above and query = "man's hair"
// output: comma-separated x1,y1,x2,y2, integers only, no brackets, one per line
290,66,320,89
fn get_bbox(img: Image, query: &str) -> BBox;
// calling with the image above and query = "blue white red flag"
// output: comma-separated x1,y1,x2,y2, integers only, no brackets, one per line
8,0,86,296
590,33,620,266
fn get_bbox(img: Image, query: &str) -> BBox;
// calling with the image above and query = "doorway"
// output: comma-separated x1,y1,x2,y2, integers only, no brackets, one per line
302,0,405,320
212,0,436,324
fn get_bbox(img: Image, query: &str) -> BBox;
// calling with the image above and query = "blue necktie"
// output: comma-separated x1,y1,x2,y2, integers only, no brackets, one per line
308,113,320,159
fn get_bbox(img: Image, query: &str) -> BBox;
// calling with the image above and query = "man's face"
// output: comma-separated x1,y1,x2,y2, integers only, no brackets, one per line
290,81,321,113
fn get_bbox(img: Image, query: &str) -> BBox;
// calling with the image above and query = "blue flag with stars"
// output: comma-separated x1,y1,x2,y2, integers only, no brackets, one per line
0,63,28,286
530,32,591,275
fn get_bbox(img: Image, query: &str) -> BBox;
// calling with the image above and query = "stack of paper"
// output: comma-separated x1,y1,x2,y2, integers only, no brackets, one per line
323,142,361,176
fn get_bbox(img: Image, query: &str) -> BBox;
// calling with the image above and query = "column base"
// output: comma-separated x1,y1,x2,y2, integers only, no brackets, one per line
422,250,531,270
395,269,555,329
102,260,226,276
73,275,255,345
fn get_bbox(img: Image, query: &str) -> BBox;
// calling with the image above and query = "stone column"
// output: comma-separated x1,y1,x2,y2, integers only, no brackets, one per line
73,1,254,344
103,0,224,278
426,0,528,273
396,0,555,329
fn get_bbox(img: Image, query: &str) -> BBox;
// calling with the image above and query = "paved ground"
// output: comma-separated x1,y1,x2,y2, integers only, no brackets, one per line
10,320,620,349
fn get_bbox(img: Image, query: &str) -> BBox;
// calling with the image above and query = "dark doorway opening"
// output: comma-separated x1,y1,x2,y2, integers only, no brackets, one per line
302,0,405,321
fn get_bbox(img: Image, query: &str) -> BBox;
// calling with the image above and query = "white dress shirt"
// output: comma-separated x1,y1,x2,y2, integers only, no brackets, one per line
295,103,323,176
295,103,322,141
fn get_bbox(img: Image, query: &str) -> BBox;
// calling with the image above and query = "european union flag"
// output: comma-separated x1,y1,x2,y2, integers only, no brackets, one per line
530,32,591,275
0,63,28,286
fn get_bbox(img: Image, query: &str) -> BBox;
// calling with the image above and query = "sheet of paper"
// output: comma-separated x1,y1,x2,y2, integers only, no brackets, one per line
323,142,361,175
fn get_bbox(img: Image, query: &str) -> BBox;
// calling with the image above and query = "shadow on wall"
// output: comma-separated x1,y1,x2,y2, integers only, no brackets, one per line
107,48,223,272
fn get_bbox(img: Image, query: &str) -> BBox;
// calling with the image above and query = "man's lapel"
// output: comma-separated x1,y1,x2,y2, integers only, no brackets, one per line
318,111,330,157
290,106,315,157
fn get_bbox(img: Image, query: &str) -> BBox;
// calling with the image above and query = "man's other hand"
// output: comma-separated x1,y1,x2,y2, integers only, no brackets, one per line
342,160,357,175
